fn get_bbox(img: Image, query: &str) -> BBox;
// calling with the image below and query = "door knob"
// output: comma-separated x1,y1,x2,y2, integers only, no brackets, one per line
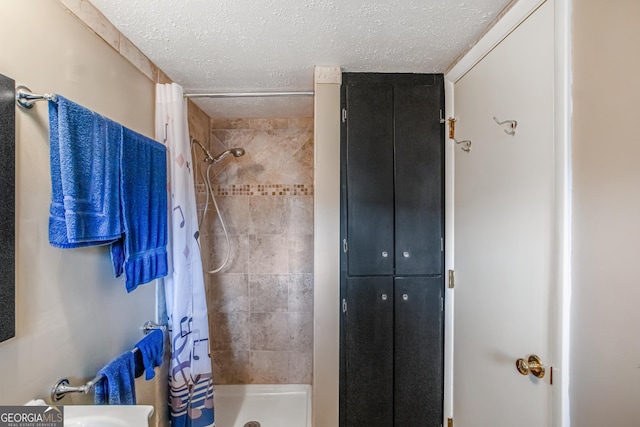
515,354,545,378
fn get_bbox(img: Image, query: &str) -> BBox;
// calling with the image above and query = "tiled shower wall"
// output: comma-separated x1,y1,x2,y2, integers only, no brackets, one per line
197,118,314,384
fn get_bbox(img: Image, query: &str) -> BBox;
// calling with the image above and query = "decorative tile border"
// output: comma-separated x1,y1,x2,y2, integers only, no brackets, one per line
204,184,314,196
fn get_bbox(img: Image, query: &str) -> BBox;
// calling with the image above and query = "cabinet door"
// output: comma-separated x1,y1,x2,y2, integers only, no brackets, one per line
394,277,444,426
345,277,394,427
394,81,444,275
345,83,395,276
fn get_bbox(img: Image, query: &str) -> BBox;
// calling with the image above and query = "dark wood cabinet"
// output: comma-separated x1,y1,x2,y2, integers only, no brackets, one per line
344,277,394,427
340,73,445,427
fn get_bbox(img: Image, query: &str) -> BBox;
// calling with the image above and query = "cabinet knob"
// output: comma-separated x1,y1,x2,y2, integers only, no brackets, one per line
403,251,410,258
381,251,388,258
402,293,409,301
381,294,388,301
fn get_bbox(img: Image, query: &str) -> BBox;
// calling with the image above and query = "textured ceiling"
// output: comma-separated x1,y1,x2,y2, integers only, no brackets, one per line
90,0,512,118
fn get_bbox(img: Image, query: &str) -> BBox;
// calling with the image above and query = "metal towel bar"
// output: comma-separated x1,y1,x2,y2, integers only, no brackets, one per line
15,85,57,109
51,320,166,401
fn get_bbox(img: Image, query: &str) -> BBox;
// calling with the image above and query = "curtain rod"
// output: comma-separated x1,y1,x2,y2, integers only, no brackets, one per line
183,91,315,99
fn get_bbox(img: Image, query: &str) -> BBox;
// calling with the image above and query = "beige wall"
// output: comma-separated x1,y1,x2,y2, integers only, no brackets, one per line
199,118,314,384
0,0,158,408
571,0,640,424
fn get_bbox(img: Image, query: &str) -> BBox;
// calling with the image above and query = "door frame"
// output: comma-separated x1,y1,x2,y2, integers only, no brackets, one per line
443,1,572,426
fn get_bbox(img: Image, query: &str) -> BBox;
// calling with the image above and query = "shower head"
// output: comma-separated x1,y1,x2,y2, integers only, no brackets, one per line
191,138,245,164
210,147,245,164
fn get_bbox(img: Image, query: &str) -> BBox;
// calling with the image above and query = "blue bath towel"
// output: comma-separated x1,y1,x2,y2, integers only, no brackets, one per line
48,96,123,248
110,127,168,292
94,351,136,405
134,329,164,380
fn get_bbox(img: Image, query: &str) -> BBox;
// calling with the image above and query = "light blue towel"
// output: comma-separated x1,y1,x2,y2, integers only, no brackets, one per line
110,127,168,292
94,351,136,405
48,96,123,248
135,329,164,380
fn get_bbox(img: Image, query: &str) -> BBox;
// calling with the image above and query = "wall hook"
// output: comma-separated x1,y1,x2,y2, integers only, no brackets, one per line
454,138,471,153
493,116,517,135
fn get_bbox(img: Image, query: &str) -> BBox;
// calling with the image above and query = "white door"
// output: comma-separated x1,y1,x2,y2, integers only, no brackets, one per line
452,1,555,426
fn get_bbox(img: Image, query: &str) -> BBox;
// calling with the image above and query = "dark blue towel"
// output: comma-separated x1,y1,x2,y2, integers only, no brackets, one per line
94,351,136,405
110,127,168,292
48,96,122,248
135,329,164,380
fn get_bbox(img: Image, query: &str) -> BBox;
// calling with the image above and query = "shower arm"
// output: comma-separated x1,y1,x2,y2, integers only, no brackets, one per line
191,138,215,163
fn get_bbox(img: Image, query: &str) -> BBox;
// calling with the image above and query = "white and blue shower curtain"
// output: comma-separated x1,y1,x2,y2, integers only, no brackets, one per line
156,83,214,427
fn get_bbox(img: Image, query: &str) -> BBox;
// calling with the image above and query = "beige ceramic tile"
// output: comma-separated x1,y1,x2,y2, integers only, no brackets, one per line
206,234,249,274
288,234,313,274
249,235,289,274
288,118,314,131
211,350,250,384
249,274,289,313
212,156,261,186
294,132,314,170
287,351,313,384
250,312,290,351
249,351,289,384
210,118,253,130
119,35,154,80
209,132,229,151
249,196,289,234
60,0,120,51
212,129,259,154
248,119,289,130
272,130,308,154
208,312,250,352
287,196,313,235
288,312,314,353
288,274,313,313
188,100,210,146
279,153,314,185
208,195,250,236
205,273,249,313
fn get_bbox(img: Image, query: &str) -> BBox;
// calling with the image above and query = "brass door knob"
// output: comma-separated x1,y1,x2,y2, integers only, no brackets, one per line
515,354,545,378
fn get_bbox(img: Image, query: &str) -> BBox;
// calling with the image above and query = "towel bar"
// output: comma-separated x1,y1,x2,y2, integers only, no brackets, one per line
15,85,57,110
51,323,165,402
51,375,102,402
142,320,167,335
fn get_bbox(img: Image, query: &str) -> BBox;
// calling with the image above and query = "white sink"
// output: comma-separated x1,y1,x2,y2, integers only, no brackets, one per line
64,405,154,427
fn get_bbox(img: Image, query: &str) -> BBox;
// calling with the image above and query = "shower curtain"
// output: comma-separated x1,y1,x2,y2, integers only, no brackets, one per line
156,83,214,427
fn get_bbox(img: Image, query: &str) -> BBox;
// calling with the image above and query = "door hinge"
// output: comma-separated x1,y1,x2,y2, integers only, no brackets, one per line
342,298,347,313
342,108,347,123
448,117,457,139
441,296,444,312
441,237,444,252
448,418,453,427
343,239,348,253
448,269,455,289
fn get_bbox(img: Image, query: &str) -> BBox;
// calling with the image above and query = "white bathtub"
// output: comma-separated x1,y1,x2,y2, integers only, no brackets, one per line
213,384,311,427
